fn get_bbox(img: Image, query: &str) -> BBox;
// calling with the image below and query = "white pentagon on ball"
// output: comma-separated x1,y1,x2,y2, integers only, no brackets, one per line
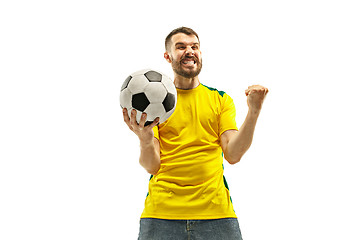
144,82,167,103
127,74,150,93
119,88,132,109
120,69,177,126
162,77,177,94
144,103,166,123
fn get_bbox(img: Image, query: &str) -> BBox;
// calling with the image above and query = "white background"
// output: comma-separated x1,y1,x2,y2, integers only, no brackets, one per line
1,0,359,239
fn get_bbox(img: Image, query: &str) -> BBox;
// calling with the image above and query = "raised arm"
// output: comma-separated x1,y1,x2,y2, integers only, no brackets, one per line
123,108,161,175
221,85,268,164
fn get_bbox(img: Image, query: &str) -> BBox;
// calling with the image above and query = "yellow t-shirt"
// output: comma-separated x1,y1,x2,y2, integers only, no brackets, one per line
140,84,238,220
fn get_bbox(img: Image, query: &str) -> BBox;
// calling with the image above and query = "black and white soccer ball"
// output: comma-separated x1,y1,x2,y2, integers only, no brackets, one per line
120,69,177,126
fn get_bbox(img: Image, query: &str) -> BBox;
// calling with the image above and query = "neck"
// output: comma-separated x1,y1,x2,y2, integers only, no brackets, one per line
174,74,200,90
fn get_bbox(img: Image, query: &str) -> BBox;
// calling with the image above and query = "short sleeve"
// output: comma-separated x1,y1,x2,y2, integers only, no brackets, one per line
219,93,238,136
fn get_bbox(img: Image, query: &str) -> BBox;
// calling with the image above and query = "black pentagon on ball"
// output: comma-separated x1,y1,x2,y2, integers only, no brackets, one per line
144,71,162,82
121,75,132,91
162,92,176,112
132,92,150,112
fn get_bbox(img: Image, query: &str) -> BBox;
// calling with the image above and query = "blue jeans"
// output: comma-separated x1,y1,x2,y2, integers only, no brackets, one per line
138,218,243,240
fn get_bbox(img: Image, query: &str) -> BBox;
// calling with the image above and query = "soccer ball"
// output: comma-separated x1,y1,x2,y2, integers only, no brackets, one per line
120,69,177,126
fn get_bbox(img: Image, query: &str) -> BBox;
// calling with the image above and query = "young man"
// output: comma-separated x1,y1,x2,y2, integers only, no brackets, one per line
123,27,268,240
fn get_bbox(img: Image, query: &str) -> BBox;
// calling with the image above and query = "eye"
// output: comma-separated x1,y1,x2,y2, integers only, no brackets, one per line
192,46,199,50
177,46,185,50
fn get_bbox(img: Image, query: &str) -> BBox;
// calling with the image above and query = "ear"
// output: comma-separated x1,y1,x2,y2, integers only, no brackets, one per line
164,52,172,63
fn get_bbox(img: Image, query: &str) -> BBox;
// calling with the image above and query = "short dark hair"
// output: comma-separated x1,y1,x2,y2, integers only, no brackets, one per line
165,27,200,51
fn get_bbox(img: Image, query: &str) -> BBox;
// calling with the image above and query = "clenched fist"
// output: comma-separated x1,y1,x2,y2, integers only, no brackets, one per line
245,85,269,113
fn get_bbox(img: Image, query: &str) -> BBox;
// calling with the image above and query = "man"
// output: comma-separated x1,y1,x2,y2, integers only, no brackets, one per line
123,27,268,240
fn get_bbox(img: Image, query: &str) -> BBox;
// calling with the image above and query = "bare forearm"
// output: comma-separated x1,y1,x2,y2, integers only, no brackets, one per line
139,139,161,175
122,108,161,175
224,85,268,164
226,110,260,164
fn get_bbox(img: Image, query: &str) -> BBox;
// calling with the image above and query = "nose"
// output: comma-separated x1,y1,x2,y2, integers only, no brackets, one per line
185,46,194,55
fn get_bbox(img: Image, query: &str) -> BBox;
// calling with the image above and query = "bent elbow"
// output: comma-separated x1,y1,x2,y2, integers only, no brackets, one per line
147,167,159,175
227,157,241,165
144,164,160,175
225,152,244,165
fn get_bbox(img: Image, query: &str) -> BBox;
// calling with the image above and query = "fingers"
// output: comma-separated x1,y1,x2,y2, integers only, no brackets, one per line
122,108,159,132
148,117,160,129
130,109,138,126
138,112,147,129
122,108,133,130
245,85,269,96
122,108,139,131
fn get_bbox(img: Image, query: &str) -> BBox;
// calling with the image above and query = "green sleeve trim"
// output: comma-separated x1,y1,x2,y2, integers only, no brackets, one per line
201,84,225,97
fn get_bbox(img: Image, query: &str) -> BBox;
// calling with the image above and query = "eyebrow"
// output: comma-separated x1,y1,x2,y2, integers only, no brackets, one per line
175,42,200,46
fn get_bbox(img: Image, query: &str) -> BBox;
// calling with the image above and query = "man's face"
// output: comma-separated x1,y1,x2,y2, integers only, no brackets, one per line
166,33,202,78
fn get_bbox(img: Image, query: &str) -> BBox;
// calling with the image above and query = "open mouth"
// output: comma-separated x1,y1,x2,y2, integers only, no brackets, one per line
181,58,196,67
